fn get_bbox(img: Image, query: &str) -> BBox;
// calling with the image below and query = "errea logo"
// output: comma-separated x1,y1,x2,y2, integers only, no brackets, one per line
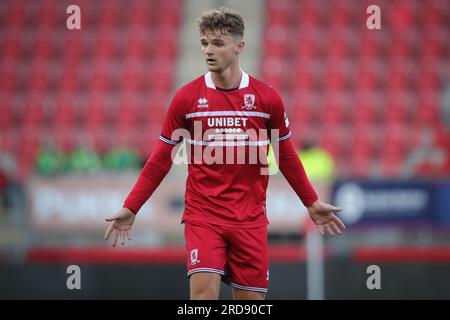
197,97,208,108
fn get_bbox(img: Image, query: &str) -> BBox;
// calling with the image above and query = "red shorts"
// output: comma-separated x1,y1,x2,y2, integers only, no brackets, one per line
184,220,269,293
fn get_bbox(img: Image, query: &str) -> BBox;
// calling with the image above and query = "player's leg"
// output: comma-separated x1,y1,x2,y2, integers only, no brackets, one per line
184,221,227,300
226,225,269,300
190,272,221,299
232,287,266,300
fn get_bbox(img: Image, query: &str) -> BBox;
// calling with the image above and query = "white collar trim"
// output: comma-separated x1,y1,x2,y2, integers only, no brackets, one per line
239,70,249,89
204,70,249,90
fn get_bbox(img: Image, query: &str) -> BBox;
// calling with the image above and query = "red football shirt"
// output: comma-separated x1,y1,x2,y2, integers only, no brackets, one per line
159,71,291,228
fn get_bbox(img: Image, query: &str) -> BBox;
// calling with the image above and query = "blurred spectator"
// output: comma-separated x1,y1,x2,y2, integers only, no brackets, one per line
0,153,16,212
267,145,279,175
36,148,69,176
267,140,335,181
36,147,143,176
297,140,335,182
69,147,102,173
441,80,450,128
0,165,7,214
439,80,450,175
104,148,141,171
404,126,448,178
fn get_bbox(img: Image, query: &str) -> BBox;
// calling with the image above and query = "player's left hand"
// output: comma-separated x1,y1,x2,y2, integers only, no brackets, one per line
307,200,345,236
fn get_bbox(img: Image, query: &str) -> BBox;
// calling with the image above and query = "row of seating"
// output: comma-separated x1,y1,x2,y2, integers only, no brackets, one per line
262,0,450,177
0,0,182,180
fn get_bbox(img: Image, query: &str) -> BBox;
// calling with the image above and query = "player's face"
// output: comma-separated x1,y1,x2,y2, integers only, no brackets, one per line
200,30,243,73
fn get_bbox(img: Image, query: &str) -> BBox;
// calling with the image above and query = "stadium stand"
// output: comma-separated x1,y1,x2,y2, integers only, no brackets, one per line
0,0,182,180
261,0,450,178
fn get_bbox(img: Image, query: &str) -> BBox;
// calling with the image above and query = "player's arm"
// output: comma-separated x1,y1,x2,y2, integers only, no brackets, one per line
123,88,186,215
269,89,345,236
104,141,175,246
275,138,318,207
104,89,186,246
274,139,345,236
122,140,176,214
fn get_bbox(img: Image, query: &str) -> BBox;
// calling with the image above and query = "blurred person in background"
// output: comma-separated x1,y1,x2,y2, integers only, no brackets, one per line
439,79,450,175
297,140,335,182
267,139,335,181
36,147,68,176
0,153,16,213
404,126,449,178
441,79,450,128
103,148,141,172
69,145,102,174
405,77,450,178
104,7,345,300
0,161,8,214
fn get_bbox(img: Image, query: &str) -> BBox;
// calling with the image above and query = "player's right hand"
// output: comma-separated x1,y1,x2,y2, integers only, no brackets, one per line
104,207,136,247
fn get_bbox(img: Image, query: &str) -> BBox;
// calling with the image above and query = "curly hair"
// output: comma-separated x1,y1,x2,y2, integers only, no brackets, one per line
197,7,245,38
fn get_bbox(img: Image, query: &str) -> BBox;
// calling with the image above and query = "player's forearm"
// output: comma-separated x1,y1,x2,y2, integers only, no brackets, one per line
276,139,318,207
123,140,174,214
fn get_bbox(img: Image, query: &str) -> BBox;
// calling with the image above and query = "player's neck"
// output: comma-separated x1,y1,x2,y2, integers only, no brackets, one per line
210,63,242,89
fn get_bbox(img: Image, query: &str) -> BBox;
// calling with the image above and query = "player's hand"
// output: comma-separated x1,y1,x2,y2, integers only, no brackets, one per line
104,208,136,247
307,200,345,236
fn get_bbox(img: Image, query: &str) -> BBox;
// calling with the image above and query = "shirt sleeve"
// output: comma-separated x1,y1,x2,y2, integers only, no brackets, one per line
123,140,174,214
123,90,187,214
268,88,318,207
276,138,318,207
159,89,187,145
267,88,291,142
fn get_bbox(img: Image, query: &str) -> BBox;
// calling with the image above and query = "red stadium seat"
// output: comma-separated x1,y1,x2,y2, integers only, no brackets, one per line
354,107,375,126
0,0,182,176
319,125,343,159
51,127,76,154
53,97,76,129
349,154,372,178
0,97,14,130
260,0,450,178
291,96,314,125
0,28,22,60
4,1,27,28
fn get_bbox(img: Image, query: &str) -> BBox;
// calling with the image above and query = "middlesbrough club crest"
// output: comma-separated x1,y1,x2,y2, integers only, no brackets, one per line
190,249,200,266
242,94,256,110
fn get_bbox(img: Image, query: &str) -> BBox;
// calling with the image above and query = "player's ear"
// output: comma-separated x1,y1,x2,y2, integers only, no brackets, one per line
236,39,245,55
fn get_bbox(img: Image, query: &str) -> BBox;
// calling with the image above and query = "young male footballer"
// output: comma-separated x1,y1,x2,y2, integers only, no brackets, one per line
104,7,345,300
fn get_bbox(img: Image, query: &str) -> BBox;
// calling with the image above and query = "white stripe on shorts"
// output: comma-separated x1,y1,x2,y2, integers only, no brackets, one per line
187,268,225,277
230,282,268,293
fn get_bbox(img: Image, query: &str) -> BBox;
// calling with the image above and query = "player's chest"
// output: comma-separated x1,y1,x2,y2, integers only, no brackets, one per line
186,91,268,133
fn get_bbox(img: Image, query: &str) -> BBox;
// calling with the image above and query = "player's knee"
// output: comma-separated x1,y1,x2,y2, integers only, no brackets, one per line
190,273,221,300
190,283,220,300
190,286,220,300
232,288,266,300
